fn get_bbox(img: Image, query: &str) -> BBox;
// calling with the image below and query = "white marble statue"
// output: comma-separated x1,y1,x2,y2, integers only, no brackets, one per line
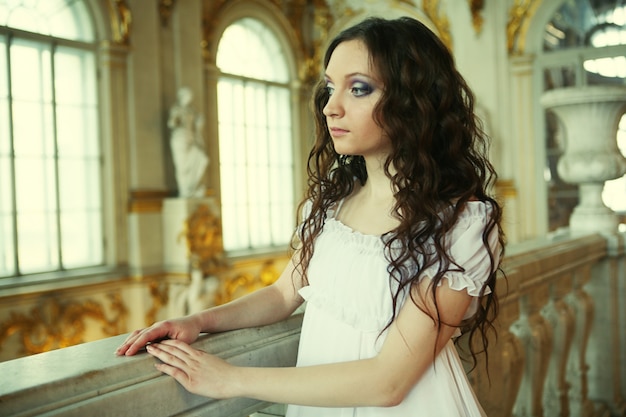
168,87,209,197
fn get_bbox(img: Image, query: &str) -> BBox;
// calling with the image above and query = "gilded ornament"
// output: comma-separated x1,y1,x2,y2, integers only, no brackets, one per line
301,3,333,84
182,204,227,276
422,0,453,51
146,280,169,326
0,294,127,356
107,0,132,45
507,0,541,55
468,0,485,35
128,190,171,213
496,179,518,198
214,261,280,305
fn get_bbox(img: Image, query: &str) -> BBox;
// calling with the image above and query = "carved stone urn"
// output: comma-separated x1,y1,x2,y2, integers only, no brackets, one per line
541,86,626,234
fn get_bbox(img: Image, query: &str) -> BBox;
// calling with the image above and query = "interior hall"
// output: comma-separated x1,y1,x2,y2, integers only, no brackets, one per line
0,1,625,416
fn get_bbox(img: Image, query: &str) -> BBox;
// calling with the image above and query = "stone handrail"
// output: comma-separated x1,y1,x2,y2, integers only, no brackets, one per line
466,232,626,417
1,232,625,417
0,314,302,417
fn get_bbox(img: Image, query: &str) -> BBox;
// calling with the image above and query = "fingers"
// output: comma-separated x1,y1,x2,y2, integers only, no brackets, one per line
153,360,187,382
147,344,190,387
146,341,231,398
158,339,198,356
146,342,193,368
115,327,167,356
146,341,197,389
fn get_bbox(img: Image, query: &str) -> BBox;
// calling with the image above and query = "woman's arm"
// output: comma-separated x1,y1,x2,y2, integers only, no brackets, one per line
116,257,304,356
196,258,304,333
145,277,473,408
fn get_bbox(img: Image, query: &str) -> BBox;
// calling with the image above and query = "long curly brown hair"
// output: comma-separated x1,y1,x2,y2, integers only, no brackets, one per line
293,16,505,370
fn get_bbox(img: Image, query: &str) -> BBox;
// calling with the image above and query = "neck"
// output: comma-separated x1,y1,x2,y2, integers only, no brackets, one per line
362,155,395,200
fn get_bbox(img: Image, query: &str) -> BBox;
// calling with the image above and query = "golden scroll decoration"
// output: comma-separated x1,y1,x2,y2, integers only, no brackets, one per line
506,0,541,55
107,0,132,45
182,203,228,277
214,261,280,305
0,293,127,356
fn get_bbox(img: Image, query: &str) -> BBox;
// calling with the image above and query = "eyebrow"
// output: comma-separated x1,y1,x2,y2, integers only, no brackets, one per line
324,72,373,81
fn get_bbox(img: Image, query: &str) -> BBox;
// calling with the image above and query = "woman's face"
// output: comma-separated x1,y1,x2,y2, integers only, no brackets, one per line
323,40,389,160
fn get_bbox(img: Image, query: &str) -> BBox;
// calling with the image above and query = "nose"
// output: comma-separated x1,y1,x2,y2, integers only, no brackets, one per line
323,92,343,118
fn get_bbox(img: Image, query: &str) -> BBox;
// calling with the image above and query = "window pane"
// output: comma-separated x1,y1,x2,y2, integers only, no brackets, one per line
18,210,59,274
10,40,52,102
0,152,15,277
0,216,15,277
47,2,94,42
5,6,46,35
217,18,289,82
603,115,626,212
0,39,9,156
586,56,626,84
217,18,294,252
218,80,295,250
55,47,97,106
0,35,14,277
544,1,626,51
16,155,59,274
0,35,7,99
61,208,103,268
0,1,94,42
12,101,55,157
11,40,55,160
1,0,101,277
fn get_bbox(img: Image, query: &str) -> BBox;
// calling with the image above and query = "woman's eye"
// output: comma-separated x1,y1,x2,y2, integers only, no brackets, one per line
325,85,335,96
350,82,373,97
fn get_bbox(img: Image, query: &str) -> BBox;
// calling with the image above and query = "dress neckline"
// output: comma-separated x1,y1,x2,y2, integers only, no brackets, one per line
329,198,388,238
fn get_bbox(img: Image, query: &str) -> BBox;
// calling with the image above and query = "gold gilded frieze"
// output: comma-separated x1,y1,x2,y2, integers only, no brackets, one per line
0,294,127,356
214,260,280,305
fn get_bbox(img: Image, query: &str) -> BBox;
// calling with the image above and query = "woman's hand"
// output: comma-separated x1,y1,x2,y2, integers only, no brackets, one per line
147,339,236,399
115,316,202,356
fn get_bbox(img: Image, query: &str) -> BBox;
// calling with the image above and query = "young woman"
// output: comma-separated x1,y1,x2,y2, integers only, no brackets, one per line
116,16,505,416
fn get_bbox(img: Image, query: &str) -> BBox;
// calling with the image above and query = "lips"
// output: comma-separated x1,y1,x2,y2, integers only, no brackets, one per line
329,127,349,137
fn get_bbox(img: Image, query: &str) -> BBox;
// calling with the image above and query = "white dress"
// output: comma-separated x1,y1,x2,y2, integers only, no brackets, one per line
286,201,497,417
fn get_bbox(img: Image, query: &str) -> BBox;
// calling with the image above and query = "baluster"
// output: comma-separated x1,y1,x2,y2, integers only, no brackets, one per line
565,265,595,417
468,285,524,417
541,273,576,416
586,236,626,416
511,284,553,417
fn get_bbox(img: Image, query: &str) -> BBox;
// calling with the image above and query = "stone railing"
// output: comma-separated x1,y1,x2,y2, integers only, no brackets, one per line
0,314,302,417
466,232,626,417
1,232,625,417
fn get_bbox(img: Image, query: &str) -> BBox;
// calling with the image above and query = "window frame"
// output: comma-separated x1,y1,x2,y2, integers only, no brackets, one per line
209,5,303,258
535,0,626,231
0,6,108,284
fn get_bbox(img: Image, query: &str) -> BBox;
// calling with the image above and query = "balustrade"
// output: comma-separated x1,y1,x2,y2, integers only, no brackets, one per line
1,233,625,417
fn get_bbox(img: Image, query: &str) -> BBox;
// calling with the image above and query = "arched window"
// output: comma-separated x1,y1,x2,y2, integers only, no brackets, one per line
541,0,626,230
216,17,295,252
0,1,101,277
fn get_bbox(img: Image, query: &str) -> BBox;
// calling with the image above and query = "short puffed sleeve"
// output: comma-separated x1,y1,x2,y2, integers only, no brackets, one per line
420,201,500,319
